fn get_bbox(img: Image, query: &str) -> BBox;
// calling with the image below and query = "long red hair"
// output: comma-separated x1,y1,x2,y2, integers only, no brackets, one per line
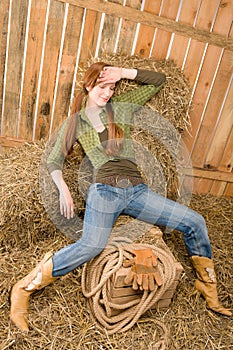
62,62,124,156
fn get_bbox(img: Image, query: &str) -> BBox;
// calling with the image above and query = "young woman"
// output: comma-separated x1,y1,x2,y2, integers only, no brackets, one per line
10,62,231,332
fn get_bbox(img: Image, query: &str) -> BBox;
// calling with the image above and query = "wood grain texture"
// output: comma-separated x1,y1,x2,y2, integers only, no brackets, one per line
189,0,233,164
78,9,102,63
116,0,142,55
168,0,201,66
0,0,10,127
134,0,162,57
57,0,233,50
98,0,123,55
151,0,181,60
18,0,48,140
181,0,227,195
191,50,233,168
1,0,29,137
205,82,233,171
224,182,233,196
34,0,66,140
50,4,84,134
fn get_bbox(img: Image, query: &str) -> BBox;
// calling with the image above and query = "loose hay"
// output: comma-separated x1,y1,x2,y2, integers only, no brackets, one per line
0,193,232,349
0,54,232,349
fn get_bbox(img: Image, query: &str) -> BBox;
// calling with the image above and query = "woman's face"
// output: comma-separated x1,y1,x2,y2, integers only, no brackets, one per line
87,82,115,108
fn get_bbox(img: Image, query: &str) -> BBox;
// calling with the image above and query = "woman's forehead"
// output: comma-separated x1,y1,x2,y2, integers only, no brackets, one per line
97,82,115,88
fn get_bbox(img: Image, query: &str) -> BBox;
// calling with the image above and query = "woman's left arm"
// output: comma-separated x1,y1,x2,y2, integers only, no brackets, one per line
98,66,166,87
98,65,166,107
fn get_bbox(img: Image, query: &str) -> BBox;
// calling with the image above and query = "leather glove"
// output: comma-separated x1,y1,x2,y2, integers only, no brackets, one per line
123,248,163,291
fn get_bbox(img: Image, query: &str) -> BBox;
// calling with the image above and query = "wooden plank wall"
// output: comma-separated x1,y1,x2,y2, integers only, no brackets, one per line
0,0,232,196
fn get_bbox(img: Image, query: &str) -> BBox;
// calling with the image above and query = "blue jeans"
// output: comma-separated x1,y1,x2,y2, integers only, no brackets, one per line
52,183,212,277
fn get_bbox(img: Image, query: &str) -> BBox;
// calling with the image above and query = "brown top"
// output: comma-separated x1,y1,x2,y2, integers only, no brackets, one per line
94,128,142,183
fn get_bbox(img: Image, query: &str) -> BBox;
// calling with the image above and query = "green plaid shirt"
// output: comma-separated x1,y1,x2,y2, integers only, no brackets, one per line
47,70,166,172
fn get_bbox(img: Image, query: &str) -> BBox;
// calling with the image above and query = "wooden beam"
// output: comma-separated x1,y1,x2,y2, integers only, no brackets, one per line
0,136,28,148
56,0,233,51
182,167,233,183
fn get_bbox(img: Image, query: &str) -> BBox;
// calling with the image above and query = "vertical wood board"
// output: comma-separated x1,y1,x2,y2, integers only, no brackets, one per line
50,4,84,133
0,0,10,127
1,0,29,137
218,128,233,173
98,0,123,55
191,49,233,168
17,0,48,140
187,0,233,165
210,181,228,196
192,177,213,195
182,45,223,157
205,81,233,170
78,9,102,65
150,0,181,60
214,23,233,195
181,0,229,163
182,0,219,86
116,0,142,55
224,182,233,197
75,8,103,108
34,0,66,140
168,0,201,66
134,0,162,58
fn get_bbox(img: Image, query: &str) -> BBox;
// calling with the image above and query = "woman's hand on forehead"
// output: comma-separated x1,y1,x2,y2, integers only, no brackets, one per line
98,66,122,84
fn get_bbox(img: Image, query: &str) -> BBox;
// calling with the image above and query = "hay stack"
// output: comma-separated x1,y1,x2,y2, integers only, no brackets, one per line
76,53,192,132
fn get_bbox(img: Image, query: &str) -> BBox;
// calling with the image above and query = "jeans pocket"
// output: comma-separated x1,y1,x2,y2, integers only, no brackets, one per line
87,183,122,213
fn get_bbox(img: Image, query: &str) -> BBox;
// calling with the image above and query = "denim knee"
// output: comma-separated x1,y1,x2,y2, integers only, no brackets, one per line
80,242,105,261
190,211,207,234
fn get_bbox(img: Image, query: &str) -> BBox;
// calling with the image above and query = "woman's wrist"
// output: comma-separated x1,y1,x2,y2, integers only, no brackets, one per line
121,68,137,80
51,170,65,192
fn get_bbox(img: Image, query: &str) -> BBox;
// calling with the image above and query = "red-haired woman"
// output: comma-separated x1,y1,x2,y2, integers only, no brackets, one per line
10,62,231,332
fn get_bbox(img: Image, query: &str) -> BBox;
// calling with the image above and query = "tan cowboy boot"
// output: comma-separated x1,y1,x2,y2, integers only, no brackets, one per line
10,251,58,332
191,256,232,316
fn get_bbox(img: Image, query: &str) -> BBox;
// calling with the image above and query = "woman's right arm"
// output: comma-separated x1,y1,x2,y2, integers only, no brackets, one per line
50,170,74,219
47,116,74,219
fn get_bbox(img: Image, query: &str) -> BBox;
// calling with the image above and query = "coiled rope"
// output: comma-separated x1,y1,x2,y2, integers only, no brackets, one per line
82,237,177,347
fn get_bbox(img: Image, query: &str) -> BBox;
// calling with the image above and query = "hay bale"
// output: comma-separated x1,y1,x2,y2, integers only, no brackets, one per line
0,141,51,247
0,140,87,247
76,53,192,133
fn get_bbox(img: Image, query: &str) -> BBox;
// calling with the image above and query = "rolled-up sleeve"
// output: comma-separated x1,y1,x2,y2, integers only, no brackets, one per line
135,69,166,86
47,117,70,173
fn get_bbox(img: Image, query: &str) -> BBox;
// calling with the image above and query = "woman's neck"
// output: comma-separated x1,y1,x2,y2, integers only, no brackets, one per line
85,104,105,132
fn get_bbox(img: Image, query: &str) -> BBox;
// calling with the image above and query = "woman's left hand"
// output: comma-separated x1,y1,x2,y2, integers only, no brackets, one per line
98,66,122,84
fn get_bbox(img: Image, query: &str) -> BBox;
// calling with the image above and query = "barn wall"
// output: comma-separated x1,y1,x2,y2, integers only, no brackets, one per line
0,0,232,196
